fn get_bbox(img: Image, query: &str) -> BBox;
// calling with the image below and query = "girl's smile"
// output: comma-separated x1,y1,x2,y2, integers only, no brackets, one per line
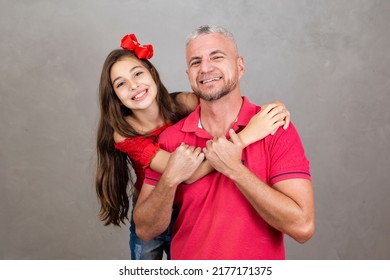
110,56,158,111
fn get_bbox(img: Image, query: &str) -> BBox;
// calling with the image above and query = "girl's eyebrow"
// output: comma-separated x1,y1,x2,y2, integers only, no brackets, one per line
112,66,142,84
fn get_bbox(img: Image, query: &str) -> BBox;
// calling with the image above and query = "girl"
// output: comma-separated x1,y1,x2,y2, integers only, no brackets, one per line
96,34,290,259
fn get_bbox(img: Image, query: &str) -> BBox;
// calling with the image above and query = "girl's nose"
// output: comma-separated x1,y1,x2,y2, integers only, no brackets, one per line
128,81,139,90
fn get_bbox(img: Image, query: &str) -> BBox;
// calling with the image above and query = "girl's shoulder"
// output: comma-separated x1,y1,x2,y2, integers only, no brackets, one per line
113,130,126,143
172,92,199,111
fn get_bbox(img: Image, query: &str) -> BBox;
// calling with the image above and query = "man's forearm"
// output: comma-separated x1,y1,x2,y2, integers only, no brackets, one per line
228,164,314,243
133,175,179,241
134,143,208,241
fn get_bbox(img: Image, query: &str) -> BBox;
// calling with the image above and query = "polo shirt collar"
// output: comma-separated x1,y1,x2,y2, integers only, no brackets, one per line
181,96,259,138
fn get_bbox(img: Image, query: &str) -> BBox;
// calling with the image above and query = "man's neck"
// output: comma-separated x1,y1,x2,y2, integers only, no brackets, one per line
199,94,243,137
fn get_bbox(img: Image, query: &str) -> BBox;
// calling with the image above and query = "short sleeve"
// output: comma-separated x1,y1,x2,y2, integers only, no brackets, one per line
114,136,160,170
268,123,311,185
144,168,161,186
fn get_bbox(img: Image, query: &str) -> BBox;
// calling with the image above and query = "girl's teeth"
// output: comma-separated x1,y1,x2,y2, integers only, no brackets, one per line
133,90,146,100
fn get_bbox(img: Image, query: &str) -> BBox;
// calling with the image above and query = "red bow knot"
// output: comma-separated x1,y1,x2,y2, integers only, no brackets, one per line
120,34,154,59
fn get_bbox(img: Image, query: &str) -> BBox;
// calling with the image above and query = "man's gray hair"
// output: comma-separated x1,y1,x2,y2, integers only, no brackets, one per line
186,25,237,47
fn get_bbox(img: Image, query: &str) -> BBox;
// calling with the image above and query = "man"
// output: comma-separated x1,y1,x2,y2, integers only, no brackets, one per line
133,25,315,259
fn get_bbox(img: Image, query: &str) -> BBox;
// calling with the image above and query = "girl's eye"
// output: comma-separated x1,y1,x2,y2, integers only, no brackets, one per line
116,81,125,88
135,71,143,77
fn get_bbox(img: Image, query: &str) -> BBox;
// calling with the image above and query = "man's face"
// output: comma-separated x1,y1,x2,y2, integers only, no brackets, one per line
186,33,244,101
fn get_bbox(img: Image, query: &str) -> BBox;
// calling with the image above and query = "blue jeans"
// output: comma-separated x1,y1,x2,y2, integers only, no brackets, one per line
129,197,177,260
129,218,171,260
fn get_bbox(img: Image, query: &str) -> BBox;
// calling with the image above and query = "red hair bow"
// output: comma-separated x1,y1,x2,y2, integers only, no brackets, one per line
120,34,154,59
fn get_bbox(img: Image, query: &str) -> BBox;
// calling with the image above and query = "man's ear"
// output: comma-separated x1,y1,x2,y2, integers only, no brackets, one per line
237,56,245,78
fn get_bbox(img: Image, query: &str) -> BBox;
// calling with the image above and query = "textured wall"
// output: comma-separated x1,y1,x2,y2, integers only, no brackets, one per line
1,0,389,259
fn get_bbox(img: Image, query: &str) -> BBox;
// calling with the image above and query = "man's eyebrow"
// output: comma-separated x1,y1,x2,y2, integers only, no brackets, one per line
188,50,227,65
188,56,201,65
210,50,226,56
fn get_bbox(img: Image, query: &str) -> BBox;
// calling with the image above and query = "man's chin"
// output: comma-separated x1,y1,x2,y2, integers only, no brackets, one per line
196,89,231,101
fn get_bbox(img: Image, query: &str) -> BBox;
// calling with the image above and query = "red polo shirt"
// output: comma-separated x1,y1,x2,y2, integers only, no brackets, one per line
145,97,311,259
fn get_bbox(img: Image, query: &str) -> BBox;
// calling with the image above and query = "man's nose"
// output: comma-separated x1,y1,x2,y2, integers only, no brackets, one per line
200,59,214,73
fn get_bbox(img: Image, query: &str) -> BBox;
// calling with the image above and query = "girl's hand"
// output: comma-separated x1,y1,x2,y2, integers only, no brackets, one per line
238,101,290,147
270,101,291,132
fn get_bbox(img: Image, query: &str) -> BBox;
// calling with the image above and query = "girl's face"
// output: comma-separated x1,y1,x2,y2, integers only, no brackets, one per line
110,56,158,112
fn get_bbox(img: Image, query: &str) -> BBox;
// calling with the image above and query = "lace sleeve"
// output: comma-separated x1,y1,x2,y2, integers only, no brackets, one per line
114,136,160,169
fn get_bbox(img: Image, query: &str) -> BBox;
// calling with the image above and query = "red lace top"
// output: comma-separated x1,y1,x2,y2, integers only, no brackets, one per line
114,122,172,191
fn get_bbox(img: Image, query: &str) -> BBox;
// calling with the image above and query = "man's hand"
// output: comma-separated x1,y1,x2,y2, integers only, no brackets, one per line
202,129,243,177
163,143,205,185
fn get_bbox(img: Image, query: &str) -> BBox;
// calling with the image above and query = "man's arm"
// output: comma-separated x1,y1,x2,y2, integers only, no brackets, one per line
133,144,204,241
203,129,315,243
227,167,314,243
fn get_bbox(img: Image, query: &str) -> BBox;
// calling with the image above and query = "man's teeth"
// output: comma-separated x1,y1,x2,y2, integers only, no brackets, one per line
201,77,221,84
132,90,146,100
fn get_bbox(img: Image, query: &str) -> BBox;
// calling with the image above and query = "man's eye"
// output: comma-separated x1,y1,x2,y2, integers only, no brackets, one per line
191,61,200,66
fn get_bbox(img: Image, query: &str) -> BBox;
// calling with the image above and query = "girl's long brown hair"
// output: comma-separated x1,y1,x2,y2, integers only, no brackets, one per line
96,49,188,226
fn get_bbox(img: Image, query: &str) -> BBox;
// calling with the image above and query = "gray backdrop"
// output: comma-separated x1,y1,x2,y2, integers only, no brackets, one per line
1,0,389,260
